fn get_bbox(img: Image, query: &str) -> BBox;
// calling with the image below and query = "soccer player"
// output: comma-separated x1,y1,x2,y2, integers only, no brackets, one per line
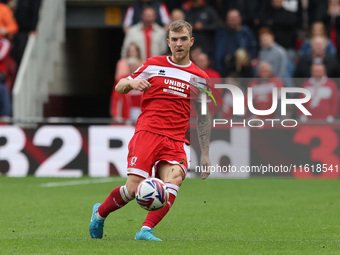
89,20,211,241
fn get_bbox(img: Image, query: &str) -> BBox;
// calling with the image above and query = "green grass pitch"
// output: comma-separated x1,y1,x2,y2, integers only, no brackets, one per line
0,177,339,254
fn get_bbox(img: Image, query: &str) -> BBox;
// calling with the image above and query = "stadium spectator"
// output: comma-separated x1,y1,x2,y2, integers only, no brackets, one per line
123,0,171,33
111,57,143,123
299,21,336,57
0,2,18,38
214,9,257,76
182,0,220,57
89,20,211,241
209,0,265,32
0,80,11,121
294,35,339,77
115,42,144,83
320,0,340,58
112,43,144,123
195,52,220,78
170,8,185,21
247,61,284,119
257,27,288,78
121,7,168,61
261,0,299,61
10,0,41,67
224,48,253,80
0,1,18,90
299,63,338,121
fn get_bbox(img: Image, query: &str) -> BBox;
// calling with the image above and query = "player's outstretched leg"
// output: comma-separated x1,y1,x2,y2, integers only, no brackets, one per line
134,183,178,241
89,175,142,239
135,163,183,241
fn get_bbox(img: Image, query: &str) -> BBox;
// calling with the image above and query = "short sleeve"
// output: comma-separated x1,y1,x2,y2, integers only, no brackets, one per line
128,60,150,80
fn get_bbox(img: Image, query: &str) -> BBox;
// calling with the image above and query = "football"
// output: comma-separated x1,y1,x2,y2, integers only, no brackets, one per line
135,178,169,211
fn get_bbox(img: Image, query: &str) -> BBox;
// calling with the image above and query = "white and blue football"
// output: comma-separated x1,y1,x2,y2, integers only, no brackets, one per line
135,178,169,211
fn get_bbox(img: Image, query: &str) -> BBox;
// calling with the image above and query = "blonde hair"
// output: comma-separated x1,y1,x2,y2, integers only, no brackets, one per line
235,48,250,72
167,20,192,38
310,22,328,39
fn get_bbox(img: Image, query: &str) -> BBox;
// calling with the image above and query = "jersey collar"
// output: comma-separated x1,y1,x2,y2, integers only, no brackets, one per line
167,56,192,68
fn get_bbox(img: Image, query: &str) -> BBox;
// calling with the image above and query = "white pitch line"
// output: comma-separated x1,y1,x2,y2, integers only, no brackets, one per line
40,178,124,188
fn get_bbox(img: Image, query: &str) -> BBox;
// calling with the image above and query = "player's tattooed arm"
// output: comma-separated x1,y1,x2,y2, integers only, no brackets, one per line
194,101,212,180
196,107,211,153
116,78,151,94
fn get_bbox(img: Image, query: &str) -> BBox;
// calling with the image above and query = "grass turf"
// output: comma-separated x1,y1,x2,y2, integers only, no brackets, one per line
0,177,339,254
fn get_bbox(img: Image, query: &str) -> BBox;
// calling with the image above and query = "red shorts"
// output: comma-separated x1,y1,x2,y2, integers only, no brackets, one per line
127,130,188,179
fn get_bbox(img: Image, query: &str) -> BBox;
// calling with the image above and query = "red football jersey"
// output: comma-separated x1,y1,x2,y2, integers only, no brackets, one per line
128,55,209,142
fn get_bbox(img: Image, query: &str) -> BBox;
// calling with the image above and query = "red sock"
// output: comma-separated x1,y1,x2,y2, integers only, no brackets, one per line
142,183,179,228
98,185,133,218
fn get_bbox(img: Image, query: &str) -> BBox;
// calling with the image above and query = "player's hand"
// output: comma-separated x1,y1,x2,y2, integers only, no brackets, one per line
200,155,211,180
130,79,151,92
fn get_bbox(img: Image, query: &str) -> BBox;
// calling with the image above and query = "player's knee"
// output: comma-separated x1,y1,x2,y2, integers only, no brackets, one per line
169,168,184,186
126,175,144,198
172,175,183,187
158,163,185,186
126,184,137,198
166,166,185,187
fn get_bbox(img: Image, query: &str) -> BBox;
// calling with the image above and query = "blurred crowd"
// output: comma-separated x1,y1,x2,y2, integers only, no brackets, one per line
112,0,340,123
0,0,337,123
0,0,41,121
